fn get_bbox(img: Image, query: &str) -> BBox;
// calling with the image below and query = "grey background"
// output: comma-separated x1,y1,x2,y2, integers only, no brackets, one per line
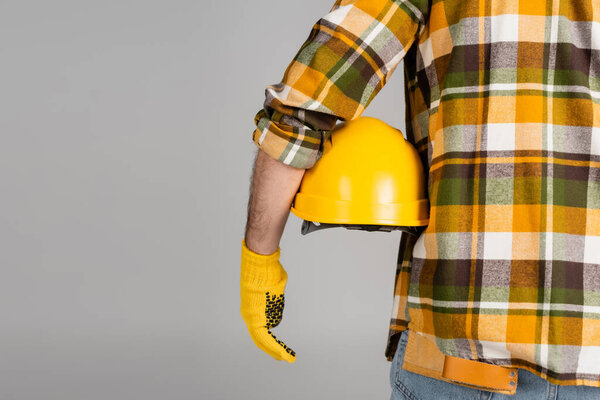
0,1,410,399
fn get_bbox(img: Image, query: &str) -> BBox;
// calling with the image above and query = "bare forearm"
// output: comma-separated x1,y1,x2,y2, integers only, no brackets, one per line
244,148,306,255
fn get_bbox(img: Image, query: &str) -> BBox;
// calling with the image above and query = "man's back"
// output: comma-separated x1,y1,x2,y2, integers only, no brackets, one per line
386,0,600,386
249,0,600,387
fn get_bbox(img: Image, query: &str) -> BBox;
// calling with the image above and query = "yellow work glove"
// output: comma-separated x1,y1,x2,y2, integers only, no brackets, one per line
240,238,296,363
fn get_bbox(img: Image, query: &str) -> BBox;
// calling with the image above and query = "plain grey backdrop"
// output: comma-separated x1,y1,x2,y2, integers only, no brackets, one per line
0,1,413,399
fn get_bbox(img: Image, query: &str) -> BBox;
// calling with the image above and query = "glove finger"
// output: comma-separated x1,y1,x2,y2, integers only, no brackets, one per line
250,327,297,363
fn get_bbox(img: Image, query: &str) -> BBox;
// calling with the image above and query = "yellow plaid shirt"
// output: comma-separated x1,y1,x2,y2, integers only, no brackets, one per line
252,0,600,386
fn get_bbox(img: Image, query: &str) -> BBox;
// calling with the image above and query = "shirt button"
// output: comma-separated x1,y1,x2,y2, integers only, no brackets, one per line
510,370,516,377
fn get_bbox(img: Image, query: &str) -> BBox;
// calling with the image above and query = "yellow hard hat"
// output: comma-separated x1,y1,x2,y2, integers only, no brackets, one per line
290,116,429,235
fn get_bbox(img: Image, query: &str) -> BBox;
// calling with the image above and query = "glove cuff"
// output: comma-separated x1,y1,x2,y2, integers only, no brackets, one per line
241,238,286,285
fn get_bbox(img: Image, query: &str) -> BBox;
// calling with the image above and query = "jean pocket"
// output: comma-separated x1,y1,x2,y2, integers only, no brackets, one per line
391,330,421,400
392,332,491,400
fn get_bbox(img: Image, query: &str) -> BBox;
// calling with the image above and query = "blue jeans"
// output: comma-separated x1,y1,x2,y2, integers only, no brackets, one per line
390,329,600,399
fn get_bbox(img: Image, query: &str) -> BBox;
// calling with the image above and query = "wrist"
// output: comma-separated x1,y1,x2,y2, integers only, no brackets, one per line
243,234,280,255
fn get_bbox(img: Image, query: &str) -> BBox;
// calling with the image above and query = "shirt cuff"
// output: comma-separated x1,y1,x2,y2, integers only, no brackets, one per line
252,110,332,169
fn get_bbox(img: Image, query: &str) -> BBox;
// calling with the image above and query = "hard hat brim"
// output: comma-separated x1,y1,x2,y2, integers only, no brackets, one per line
291,192,429,227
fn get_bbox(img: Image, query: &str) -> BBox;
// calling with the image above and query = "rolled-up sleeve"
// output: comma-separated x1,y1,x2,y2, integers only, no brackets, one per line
252,0,430,169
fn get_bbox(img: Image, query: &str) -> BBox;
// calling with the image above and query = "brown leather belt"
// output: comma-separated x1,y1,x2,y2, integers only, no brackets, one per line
402,330,518,395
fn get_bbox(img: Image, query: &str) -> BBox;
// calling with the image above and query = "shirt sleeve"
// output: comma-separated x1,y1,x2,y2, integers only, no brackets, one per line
251,0,430,169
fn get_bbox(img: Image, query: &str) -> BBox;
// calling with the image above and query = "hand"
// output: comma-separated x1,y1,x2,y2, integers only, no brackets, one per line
240,239,296,363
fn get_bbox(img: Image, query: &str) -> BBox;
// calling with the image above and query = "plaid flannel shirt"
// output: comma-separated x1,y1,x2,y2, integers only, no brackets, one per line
251,0,600,386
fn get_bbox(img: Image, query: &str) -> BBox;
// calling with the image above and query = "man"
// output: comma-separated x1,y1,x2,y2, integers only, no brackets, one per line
240,0,600,398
